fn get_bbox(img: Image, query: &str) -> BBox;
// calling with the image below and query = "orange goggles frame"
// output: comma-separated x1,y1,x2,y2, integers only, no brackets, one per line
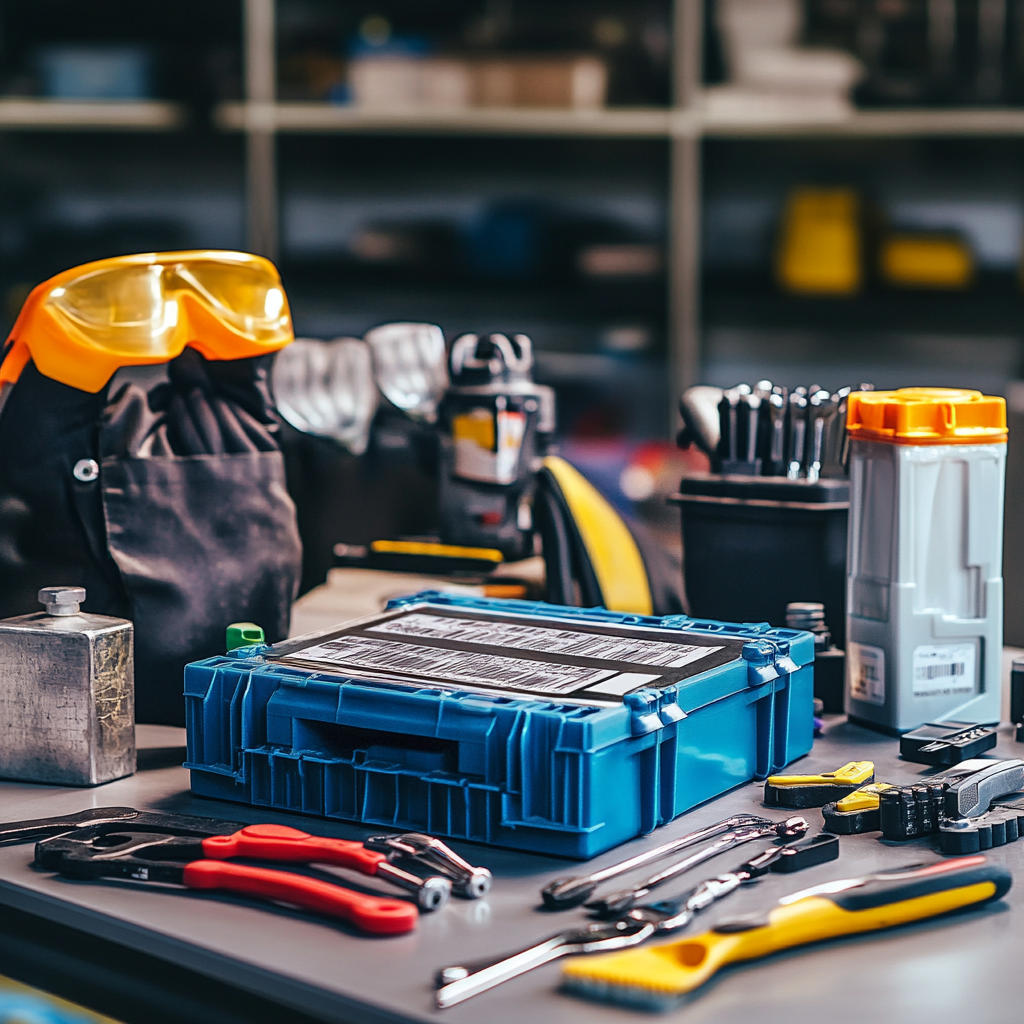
0,250,294,393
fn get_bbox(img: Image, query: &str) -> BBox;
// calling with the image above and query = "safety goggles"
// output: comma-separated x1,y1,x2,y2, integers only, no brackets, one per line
0,250,293,393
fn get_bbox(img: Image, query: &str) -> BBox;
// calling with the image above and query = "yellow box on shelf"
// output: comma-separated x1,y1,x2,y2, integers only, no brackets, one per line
776,187,861,296
879,233,973,289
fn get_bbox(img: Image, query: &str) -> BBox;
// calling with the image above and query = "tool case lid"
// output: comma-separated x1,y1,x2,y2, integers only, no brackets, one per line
264,594,814,722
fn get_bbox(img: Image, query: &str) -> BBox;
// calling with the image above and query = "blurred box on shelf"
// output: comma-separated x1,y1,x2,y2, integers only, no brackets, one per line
36,45,152,100
347,53,607,111
879,233,974,290
776,187,862,295
706,0,863,120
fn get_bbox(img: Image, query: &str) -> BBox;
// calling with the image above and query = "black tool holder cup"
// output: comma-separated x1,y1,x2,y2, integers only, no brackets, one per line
670,474,849,648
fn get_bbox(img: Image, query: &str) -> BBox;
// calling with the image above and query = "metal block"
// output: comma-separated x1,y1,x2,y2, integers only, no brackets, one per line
0,587,134,785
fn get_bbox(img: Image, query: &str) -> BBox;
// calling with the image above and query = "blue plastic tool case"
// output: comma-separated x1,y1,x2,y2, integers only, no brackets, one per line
184,593,814,858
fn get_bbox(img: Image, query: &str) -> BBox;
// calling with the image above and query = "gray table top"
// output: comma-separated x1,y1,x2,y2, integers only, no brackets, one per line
1,719,1022,1024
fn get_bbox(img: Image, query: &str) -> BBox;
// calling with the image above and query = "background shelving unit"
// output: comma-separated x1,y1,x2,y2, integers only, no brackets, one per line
1,0,1022,436
226,0,1024,437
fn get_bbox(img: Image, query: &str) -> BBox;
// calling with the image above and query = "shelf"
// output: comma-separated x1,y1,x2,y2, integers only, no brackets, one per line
217,101,679,137
218,100,1024,140
0,98,185,130
701,106,1024,138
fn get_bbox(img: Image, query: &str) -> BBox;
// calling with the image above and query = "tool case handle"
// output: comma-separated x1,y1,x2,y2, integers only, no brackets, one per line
201,824,385,874
182,860,418,934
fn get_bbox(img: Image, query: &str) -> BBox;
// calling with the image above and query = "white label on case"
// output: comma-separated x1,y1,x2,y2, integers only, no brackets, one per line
849,642,886,706
912,643,975,698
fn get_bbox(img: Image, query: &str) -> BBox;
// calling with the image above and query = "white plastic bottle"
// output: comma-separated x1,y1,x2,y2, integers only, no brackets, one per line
845,388,1006,733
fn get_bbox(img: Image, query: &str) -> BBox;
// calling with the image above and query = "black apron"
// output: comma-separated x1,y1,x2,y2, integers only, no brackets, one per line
0,348,302,725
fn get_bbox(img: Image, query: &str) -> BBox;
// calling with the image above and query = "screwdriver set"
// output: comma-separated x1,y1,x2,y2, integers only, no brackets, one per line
696,381,872,479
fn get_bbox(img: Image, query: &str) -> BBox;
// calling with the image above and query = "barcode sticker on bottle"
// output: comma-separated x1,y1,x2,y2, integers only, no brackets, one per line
912,643,975,698
848,641,886,707
368,612,721,670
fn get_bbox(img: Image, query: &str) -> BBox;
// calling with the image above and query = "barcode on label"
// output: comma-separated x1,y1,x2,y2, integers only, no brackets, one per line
848,642,885,706
912,643,975,698
291,634,617,695
915,662,965,681
369,612,721,669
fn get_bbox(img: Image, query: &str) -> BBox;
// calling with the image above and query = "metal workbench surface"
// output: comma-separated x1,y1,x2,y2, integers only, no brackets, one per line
1,718,1022,1024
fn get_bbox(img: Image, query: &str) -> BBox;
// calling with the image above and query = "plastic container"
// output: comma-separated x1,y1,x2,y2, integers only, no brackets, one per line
184,593,814,858
672,474,849,647
845,388,1007,733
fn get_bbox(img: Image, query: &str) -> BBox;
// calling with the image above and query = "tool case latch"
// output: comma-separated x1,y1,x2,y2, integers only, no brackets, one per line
742,639,783,685
624,691,665,736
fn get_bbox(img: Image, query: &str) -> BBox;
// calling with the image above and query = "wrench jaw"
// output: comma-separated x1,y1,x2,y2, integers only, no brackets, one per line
540,876,597,910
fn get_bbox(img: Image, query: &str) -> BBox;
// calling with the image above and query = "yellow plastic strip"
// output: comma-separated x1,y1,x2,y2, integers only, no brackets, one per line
835,782,892,813
370,539,504,563
542,456,653,615
767,761,874,788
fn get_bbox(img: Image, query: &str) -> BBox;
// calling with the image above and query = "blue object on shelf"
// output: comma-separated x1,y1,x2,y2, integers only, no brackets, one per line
185,593,814,859
36,46,152,100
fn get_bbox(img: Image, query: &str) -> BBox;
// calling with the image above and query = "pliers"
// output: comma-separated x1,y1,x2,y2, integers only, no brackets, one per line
2,808,452,935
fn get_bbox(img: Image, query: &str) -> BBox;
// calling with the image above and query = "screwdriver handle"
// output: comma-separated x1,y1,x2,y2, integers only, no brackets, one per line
201,824,386,875
563,856,1010,997
182,859,418,934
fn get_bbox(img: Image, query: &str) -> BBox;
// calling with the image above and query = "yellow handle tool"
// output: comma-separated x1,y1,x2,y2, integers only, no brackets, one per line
562,856,1010,1011
764,760,875,808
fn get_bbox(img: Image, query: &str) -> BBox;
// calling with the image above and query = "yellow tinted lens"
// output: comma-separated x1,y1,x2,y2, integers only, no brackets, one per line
173,259,289,339
48,264,176,355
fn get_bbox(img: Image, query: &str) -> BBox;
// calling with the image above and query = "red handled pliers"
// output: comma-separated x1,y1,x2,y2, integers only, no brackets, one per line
34,817,451,935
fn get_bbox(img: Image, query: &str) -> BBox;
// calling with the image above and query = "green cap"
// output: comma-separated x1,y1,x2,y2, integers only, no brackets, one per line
226,622,265,652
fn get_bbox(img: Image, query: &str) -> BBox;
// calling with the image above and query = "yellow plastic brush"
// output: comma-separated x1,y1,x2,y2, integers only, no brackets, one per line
562,856,1010,1012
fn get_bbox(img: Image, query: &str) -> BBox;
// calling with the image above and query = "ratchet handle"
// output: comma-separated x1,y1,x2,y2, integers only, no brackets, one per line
201,824,386,875
182,859,417,934
563,856,1010,997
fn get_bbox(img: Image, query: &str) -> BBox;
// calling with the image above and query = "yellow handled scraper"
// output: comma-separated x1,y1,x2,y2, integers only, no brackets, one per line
561,855,1010,1011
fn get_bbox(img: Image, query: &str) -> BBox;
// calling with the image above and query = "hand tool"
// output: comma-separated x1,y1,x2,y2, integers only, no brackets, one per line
899,721,998,766
786,391,807,478
879,758,1024,840
944,758,1024,818
36,824,435,934
805,389,837,483
540,813,780,910
765,389,788,476
561,856,1012,1010
434,833,838,1008
677,386,723,460
584,816,810,918
363,832,491,898
0,807,165,845
763,761,874,808
822,783,893,834
36,820,451,913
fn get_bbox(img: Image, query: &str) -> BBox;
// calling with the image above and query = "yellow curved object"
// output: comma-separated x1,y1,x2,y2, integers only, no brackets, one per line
1,250,293,393
835,782,893,813
563,874,998,1001
542,455,653,616
766,760,874,788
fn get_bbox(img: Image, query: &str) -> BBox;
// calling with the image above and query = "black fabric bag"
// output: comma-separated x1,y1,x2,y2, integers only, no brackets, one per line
0,349,302,725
